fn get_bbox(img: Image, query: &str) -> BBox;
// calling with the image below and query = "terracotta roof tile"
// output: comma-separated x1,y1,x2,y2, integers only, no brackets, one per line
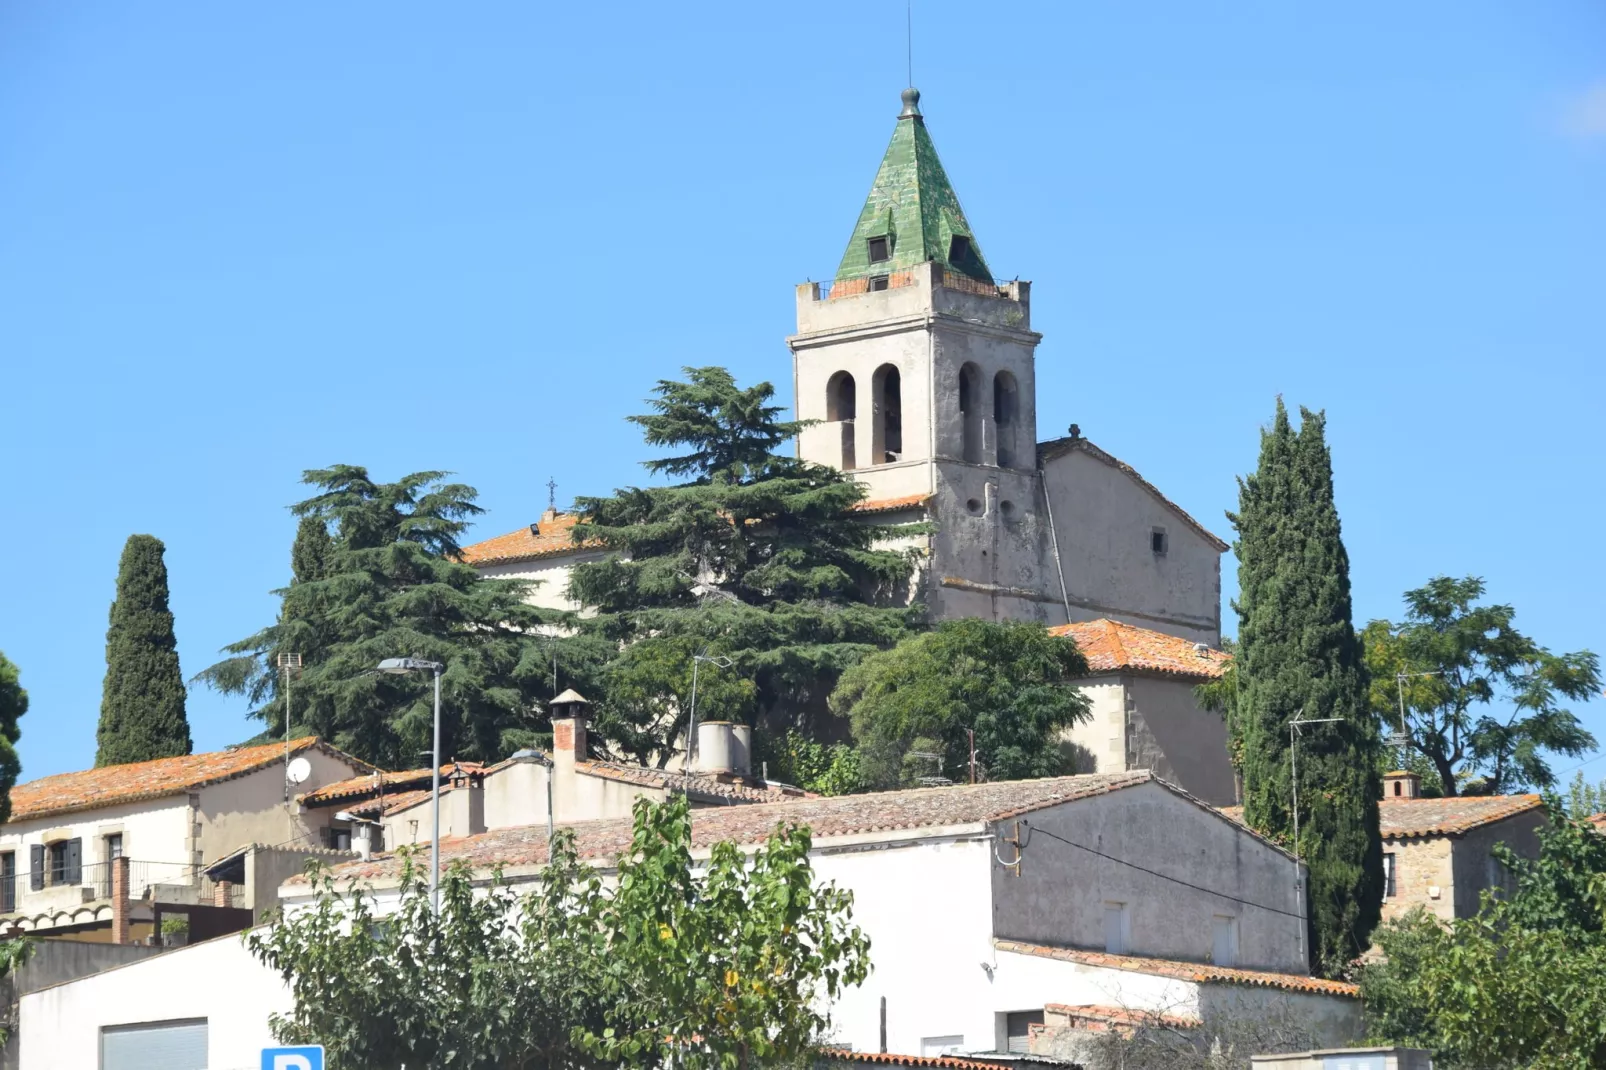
1037,436,1229,552
818,1049,1008,1070
1042,1003,1202,1032
1377,794,1544,838
574,760,811,803
1588,812,1606,831
1050,619,1230,680
299,763,485,806
291,771,1158,886
9,738,356,823
995,940,1358,997
852,494,933,515
1217,795,1545,839
460,512,601,567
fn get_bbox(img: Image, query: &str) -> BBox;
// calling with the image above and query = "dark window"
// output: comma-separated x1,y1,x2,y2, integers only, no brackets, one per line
867,235,890,263
1,853,14,913
28,845,43,892
1005,1010,1044,1054
325,826,352,852
869,274,890,292
1383,853,1396,898
105,833,123,861
48,839,82,886
1151,528,1168,555
949,234,972,264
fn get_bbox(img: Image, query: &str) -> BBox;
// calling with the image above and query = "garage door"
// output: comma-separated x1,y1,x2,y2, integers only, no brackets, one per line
100,1019,208,1070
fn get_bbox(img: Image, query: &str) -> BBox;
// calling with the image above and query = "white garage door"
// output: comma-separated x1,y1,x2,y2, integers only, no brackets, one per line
100,1019,208,1070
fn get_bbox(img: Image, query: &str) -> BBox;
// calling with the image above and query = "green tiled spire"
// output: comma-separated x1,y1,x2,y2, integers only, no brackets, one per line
833,88,994,285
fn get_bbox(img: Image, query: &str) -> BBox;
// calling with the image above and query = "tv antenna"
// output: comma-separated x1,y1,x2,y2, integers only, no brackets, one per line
277,652,304,801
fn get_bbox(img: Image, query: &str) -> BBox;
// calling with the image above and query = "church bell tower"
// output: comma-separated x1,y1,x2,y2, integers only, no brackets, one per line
788,88,1053,621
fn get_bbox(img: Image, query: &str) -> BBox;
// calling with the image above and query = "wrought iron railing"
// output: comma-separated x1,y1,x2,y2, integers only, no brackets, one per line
806,268,1018,302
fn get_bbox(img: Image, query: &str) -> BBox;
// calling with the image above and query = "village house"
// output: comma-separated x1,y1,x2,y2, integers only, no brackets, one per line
0,738,366,944
1052,618,1235,805
18,770,1361,1067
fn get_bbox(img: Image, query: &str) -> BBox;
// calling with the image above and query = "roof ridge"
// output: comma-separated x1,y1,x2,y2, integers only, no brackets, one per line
1036,436,1229,552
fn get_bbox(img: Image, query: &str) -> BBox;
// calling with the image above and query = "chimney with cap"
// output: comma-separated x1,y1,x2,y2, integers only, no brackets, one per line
549,689,590,820
446,764,486,837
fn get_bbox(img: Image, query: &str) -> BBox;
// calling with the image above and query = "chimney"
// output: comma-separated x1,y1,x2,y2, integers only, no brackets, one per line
111,856,130,945
213,880,234,909
696,722,738,776
446,765,486,837
1383,770,1422,800
548,689,591,821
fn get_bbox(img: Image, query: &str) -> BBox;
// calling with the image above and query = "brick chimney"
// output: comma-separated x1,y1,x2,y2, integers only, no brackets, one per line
548,689,590,822
1383,770,1422,799
110,856,130,945
213,880,234,908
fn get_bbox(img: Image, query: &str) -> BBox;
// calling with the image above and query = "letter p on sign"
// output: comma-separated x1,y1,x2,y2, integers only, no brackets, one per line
262,1046,324,1070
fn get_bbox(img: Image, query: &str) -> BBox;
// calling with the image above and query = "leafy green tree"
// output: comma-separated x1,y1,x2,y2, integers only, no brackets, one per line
566,367,918,767
1566,770,1606,819
1361,576,1599,797
251,795,870,1070
0,652,26,824
1362,804,1606,1068
97,535,191,766
1229,400,1382,975
831,619,1091,789
759,729,865,796
197,467,554,767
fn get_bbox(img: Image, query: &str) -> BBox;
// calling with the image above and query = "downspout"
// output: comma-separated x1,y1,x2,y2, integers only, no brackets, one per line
1039,466,1072,624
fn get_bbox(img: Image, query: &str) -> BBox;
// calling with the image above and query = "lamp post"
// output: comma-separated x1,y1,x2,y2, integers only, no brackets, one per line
1288,711,1342,970
376,656,445,912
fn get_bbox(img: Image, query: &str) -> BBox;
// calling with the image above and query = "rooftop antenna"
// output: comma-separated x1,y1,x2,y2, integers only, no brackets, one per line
276,652,303,801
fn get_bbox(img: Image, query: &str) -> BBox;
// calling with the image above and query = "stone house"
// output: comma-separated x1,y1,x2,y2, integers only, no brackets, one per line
1052,618,1235,805
1374,771,1543,923
0,738,365,944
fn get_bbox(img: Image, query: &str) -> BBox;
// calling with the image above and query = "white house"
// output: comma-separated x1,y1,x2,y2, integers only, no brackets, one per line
0,738,365,944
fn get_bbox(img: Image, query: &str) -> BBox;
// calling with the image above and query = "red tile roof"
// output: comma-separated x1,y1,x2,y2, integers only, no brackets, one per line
995,941,1358,997
1588,812,1606,832
1042,1003,1202,1032
1217,794,1545,840
1037,436,1229,551
1050,619,1230,679
9,738,360,823
299,763,485,807
292,771,1159,886
1377,794,1544,839
459,512,601,567
575,760,811,804
818,1049,1006,1070
852,494,933,515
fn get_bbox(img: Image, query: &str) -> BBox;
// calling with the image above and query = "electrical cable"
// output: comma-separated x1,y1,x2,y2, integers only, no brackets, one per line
1017,820,1306,921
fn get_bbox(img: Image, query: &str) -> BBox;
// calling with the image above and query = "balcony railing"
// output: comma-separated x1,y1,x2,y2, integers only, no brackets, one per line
6,859,242,913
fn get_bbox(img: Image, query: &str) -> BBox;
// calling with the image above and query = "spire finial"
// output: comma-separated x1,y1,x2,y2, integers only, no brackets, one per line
899,86,922,119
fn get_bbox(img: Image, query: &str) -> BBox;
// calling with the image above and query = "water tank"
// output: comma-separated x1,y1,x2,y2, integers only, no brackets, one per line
730,723,752,778
697,722,737,775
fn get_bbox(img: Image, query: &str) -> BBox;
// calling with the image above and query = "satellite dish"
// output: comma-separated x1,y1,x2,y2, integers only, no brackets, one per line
285,756,313,785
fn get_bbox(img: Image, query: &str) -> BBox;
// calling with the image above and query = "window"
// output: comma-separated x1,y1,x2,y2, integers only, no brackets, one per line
921,1036,965,1057
1004,1010,1043,1054
867,235,890,263
1212,915,1239,967
1151,528,1169,555
101,1019,209,1070
958,363,983,463
1103,901,1130,955
1382,852,1396,899
105,833,123,861
28,845,43,892
869,274,890,292
992,371,1019,468
872,364,902,463
47,838,82,887
324,826,353,852
949,234,972,264
0,852,14,913
826,371,857,471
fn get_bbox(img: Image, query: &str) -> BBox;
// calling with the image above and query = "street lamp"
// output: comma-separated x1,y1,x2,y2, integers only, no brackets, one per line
376,656,445,912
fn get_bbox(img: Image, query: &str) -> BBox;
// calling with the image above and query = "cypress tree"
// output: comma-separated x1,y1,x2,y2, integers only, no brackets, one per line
1230,400,1382,974
0,651,27,824
97,535,192,766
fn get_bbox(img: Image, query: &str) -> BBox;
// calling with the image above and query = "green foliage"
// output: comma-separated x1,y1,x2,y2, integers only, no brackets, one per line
1362,576,1599,797
0,652,26,825
1362,804,1606,1068
250,795,870,1070
196,467,556,768
832,619,1091,789
97,534,191,766
566,367,919,767
1229,400,1382,975
1566,770,1606,819
759,729,865,796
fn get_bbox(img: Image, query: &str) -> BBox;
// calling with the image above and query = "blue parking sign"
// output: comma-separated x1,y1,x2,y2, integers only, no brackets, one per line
262,1046,324,1070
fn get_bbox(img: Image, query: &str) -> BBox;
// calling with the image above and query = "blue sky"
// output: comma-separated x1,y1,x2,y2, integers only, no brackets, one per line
3,2,1603,782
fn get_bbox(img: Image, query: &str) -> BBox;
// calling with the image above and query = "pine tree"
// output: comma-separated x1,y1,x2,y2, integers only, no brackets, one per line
567,367,918,767
0,651,27,824
97,535,192,766
1230,401,1382,975
196,468,555,768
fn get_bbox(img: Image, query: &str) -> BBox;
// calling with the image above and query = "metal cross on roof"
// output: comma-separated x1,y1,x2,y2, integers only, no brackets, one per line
546,476,557,511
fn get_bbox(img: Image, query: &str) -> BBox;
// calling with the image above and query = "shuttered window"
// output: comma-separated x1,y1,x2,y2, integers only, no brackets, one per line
0,853,14,912
28,845,43,891
101,1019,208,1070
1005,1010,1043,1054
